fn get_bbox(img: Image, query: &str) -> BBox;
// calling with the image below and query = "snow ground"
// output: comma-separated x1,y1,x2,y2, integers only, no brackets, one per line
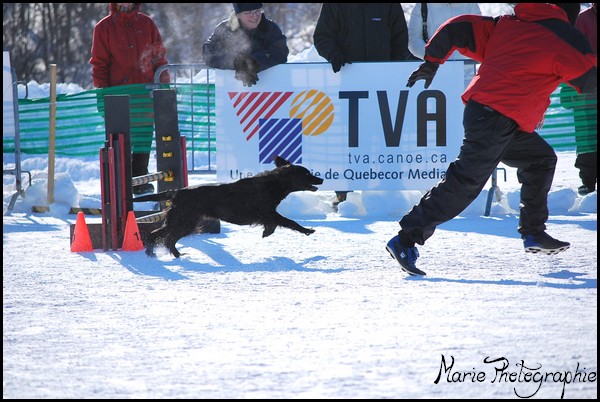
3,150,597,399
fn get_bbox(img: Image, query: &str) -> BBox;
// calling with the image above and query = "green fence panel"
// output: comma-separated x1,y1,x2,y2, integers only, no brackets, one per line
539,83,597,152
4,81,596,168
4,83,216,161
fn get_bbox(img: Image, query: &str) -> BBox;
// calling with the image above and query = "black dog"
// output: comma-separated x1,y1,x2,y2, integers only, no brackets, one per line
132,156,324,258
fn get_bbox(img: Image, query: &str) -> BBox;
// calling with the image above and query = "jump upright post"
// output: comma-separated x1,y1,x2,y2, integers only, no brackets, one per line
69,88,219,251
100,90,187,251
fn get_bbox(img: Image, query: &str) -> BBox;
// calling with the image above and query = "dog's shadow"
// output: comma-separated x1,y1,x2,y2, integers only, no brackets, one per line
115,230,345,279
174,235,341,274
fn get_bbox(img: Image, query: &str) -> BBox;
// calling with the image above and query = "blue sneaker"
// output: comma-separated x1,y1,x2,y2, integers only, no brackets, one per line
523,232,570,255
386,235,426,276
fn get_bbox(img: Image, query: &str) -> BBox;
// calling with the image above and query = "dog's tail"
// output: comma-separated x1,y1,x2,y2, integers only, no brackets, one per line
131,189,178,203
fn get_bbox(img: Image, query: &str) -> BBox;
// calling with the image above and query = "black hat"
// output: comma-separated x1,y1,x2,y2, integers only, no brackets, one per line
232,3,263,14
553,3,580,25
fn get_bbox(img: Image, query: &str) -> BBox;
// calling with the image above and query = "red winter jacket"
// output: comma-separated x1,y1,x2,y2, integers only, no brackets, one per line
424,3,597,133
90,3,170,88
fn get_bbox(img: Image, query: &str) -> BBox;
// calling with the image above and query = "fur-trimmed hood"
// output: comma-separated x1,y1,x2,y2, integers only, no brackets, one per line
227,11,265,32
229,11,242,31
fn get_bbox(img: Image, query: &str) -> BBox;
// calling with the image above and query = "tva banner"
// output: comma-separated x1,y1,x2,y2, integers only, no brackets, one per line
215,61,465,191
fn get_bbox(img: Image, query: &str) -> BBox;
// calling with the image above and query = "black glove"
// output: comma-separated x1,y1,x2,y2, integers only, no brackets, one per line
234,54,260,87
233,54,248,72
406,60,440,89
245,57,259,77
235,70,259,87
329,53,346,73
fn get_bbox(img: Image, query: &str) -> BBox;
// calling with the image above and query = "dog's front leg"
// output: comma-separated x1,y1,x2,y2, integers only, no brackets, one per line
270,213,315,236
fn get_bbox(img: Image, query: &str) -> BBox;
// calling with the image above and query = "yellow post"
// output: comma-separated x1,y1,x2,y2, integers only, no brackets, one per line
47,64,57,205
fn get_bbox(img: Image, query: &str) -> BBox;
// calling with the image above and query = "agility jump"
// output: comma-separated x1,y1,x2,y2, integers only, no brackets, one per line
70,89,216,251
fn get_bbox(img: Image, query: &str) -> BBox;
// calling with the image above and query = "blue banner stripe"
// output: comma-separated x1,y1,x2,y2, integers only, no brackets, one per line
258,118,303,164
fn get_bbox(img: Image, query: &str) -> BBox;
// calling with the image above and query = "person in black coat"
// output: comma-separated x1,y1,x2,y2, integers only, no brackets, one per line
313,3,411,73
313,3,411,204
202,3,289,87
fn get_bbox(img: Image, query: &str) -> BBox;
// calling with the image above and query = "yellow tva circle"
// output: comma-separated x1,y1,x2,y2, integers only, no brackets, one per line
289,90,333,136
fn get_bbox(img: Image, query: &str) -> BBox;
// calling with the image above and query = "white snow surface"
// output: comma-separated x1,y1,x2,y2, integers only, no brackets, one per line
4,147,597,399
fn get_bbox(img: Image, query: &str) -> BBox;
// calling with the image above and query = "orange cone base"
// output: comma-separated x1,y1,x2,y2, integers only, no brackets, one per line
122,211,144,251
71,211,94,252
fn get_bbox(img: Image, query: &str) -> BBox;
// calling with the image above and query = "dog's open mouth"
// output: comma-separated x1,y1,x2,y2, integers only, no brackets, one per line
308,180,323,191
309,178,324,192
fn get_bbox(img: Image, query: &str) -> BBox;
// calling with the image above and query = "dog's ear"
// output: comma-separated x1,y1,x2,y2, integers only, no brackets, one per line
273,155,290,168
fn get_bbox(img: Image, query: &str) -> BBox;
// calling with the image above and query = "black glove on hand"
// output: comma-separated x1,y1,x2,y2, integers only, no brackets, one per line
234,70,259,87
406,60,440,89
329,53,346,73
234,54,260,87
233,54,249,73
245,57,259,77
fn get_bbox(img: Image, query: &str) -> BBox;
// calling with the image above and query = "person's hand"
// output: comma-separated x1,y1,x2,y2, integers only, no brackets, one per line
245,57,259,77
242,71,259,87
234,70,259,87
406,60,440,89
234,54,259,86
234,54,248,72
330,53,346,73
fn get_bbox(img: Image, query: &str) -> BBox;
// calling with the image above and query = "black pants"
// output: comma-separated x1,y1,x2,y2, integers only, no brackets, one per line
132,152,150,178
575,151,597,190
400,100,557,246
573,93,597,190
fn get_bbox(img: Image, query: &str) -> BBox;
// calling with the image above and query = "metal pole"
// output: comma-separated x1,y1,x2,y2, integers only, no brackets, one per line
47,63,57,205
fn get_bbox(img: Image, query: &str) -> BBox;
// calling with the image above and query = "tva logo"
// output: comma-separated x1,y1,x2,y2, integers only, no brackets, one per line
228,89,333,164
228,89,449,165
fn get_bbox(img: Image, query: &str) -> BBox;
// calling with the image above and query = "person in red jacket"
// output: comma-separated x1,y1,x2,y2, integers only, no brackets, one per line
386,3,597,276
90,3,170,194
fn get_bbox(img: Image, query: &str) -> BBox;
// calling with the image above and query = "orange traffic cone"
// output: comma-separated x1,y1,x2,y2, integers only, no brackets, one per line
122,210,144,251
71,211,93,252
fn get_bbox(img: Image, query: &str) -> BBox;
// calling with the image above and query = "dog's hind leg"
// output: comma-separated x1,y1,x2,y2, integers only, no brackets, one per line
164,227,196,258
144,228,162,257
165,238,182,258
162,214,201,258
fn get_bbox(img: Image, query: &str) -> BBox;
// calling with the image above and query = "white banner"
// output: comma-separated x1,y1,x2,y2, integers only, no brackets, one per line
215,61,465,190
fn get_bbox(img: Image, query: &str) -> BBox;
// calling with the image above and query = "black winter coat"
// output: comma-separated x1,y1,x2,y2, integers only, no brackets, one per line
313,3,410,63
202,12,289,72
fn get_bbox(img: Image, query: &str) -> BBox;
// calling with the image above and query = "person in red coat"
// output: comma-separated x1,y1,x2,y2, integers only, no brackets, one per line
90,3,170,194
386,3,597,276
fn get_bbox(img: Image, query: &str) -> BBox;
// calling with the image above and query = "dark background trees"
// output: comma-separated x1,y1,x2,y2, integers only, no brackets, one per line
3,3,322,89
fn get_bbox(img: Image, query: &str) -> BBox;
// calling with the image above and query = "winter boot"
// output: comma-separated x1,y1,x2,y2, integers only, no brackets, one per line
522,231,570,255
386,232,425,276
